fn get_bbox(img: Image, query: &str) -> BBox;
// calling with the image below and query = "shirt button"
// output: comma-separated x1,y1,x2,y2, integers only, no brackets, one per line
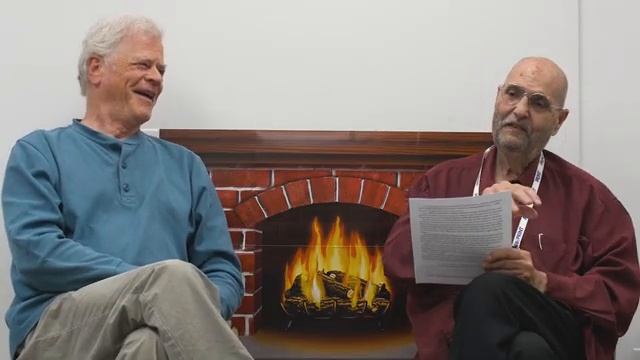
122,183,130,192
121,162,128,169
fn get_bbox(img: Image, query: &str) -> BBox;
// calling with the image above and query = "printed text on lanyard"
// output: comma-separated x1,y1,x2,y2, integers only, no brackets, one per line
472,147,545,249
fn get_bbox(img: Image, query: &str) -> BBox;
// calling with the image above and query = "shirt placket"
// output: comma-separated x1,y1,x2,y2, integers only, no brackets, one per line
119,143,136,205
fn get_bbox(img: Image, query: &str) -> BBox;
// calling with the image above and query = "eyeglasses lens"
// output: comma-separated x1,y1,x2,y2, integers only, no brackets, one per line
502,85,552,112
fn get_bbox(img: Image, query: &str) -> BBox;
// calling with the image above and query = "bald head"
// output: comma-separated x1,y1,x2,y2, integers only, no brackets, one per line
504,57,568,107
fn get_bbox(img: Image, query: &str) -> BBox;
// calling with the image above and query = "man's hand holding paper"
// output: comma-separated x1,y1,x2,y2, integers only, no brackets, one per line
483,248,548,292
409,191,513,285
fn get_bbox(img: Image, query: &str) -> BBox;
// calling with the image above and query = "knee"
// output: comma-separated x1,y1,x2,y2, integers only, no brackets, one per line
468,272,519,291
460,272,519,303
454,272,523,317
119,327,165,358
125,327,161,344
152,259,204,284
508,331,556,360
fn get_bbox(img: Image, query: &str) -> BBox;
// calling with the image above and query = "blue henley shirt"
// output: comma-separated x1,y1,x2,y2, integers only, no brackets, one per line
2,120,244,357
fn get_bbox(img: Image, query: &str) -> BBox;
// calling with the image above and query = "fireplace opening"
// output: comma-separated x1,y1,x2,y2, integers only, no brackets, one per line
260,203,408,334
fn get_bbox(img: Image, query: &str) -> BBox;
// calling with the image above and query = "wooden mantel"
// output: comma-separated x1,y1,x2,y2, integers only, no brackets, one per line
159,130,493,169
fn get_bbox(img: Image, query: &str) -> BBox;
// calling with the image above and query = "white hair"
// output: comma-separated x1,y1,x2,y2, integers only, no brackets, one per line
77,15,163,96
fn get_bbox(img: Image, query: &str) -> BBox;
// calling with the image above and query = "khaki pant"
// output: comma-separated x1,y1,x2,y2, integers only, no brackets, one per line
17,260,253,360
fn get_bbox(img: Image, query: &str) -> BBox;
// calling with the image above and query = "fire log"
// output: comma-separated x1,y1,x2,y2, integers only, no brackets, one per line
284,275,304,298
325,270,367,299
335,298,367,317
320,272,354,299
281,296,307,316
370,298,391,315
281,271,392,319
305,298,336,318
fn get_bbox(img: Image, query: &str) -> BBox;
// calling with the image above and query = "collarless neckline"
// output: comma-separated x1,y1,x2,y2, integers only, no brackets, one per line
71,119,144,145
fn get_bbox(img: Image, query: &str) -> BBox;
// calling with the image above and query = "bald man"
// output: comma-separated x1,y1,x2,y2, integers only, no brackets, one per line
383,57,640,360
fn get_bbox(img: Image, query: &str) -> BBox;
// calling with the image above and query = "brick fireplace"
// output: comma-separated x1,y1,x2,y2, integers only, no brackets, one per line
160,129,491,357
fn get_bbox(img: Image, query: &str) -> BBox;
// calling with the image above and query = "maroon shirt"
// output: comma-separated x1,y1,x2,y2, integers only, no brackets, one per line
384,147,640,360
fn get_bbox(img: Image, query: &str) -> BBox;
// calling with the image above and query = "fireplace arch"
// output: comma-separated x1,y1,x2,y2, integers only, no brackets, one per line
235,176,408,228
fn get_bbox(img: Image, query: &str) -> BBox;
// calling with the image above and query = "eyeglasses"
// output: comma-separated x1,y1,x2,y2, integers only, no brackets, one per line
500,84,564,113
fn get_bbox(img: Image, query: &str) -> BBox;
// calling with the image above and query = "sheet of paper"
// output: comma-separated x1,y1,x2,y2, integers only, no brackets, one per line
409,192,512,285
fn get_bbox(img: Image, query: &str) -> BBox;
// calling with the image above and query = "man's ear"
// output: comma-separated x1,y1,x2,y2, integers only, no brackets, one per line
86,56,105,88
552,109,569,135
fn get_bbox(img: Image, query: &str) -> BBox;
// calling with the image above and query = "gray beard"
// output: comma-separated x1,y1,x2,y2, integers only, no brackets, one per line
496,133,529,153
492,112,530,153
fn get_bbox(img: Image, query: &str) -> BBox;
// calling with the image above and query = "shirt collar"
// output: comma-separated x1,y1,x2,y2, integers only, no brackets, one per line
480,146,543,190
72,119,143,146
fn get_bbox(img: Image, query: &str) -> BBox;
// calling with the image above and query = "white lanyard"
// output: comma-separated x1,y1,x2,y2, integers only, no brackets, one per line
472,146,545,248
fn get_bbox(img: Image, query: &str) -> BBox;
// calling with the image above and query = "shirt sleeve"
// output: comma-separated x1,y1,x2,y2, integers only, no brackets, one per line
545,185,640,336
187,160,244,320
383,172,458,358
2,139,137,293
383,172,431,282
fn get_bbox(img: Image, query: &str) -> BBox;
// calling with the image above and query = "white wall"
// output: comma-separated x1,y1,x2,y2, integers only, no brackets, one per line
0,0,636,358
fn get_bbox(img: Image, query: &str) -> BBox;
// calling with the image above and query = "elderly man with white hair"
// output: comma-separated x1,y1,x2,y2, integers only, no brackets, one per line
2,15,252,359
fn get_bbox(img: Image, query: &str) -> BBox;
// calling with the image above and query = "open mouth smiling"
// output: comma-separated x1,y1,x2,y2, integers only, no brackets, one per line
133,89,156,103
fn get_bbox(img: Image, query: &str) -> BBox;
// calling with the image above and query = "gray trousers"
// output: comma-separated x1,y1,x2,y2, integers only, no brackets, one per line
17,260,253,360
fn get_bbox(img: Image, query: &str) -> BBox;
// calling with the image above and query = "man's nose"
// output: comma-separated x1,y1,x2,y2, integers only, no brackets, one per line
145,66,163,84
512,95,530,118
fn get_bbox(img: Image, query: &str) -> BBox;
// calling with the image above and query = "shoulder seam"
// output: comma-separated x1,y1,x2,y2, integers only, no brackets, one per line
16,138,51,164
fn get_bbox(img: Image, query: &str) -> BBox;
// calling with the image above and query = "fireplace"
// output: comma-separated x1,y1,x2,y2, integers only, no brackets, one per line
160,129,492,359
265,204,397,330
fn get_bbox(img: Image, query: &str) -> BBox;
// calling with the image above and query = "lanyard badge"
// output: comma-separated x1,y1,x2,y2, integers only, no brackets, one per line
472,146,545,248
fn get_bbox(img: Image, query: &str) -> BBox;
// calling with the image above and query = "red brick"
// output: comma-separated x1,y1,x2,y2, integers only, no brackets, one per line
238,252,254,271
229,231,243,249
257,187,289,217
283,180,311,208
225,210,245,228
273,169,332,186
309,177,337,204
399,171,425,191
237,288,262,313
244,269,263,293
224,210,246,229
360,180,388,208
334,170,397,186
383,187,408,216
244,231,262,250
217,190,239,208
231,316,245,335
235,199,266,228
239,190,261,202
211,169,270,188
244,274,255,293
248,310,262,334
338,177,361,203
237,251,262,272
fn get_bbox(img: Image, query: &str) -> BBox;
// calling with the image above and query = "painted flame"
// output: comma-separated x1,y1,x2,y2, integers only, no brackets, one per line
282,216,391,307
